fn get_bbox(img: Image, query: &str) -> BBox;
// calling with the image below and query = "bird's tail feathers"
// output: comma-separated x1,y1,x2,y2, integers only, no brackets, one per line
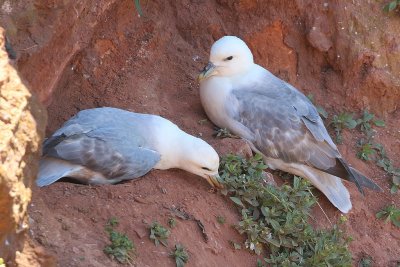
299,165,352,213
37,158,82,187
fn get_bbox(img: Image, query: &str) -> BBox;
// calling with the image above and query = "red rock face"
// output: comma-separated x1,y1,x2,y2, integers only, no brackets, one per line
245,21,298,83
2,0,398,115
0,27,48,266
1,0,399,266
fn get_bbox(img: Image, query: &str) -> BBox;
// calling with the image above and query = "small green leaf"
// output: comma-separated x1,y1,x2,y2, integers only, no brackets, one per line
345,119,358,129
134,0,143,16
389,1,398,11
170,244,189,267
391,184,398,194
230,197,245,207
376,210,387,219
260,206,269,217
392,217,400,227
373,119,385,127
363,111,375,122
231,241,242,250
269,219,280,231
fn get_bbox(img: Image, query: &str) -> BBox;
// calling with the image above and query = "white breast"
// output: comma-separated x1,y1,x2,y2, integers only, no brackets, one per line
199,77,233,129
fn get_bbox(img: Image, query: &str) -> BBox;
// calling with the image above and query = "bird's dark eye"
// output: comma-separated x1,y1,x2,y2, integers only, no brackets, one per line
202,167,211,171
225,56,233,61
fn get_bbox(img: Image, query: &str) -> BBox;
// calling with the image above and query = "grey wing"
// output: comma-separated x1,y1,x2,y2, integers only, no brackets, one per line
283,81,336,148
42,110,98,154
43,131,160,182
230,87,339,171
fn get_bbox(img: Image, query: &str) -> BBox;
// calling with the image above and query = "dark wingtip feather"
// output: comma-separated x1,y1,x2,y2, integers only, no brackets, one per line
337,158,364,194
42,134,67,155
349,166,383,192
338,158,382,194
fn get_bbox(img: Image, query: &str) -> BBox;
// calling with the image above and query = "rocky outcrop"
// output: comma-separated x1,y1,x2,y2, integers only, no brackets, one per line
234,0,400,116
0,27,47,265
1,0,399,116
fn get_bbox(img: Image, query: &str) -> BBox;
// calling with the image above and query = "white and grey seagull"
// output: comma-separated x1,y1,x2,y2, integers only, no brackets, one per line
198,36,381,213
36,107,221,188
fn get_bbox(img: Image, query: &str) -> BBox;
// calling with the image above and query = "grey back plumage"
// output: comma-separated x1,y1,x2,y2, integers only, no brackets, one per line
41,107,161,183
229,71,340,172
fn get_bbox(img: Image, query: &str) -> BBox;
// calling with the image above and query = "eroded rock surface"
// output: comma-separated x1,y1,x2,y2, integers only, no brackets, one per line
0,27,47,265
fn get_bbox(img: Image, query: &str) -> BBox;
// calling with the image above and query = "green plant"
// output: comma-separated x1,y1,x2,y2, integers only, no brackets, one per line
149,221,170,246
216,215,226,225
229,240,242,250
107,217,119,228
383,0,400,12
104,218,135,265
168,217,177,228
356,141,377,161
351,113,397,193
356,110,385,138
169,244,189,267
134,0,143,16
376,205,400,227
330,112,357,144
219,154,352,266
391,175,400,194
374,144,400,194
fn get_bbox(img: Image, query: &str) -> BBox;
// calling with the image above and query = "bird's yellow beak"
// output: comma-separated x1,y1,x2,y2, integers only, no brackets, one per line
205,174,223,189
198,62,216,82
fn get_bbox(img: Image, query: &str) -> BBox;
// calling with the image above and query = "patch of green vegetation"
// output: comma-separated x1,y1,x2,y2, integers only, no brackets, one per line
107,217,119,228
373,144,400,194
216,215,226,225
376,204,400,227
383,0,400,12
330,112,357,144
149,221,170,246
229,240,242,250
169,244,189,267
391,176,400,194
219,154,352,266
331,110,397,193
356,110,385,138
351,111,400,193
168,217,177,228
134,0,143,16
104,217,135,265
356,141,377,161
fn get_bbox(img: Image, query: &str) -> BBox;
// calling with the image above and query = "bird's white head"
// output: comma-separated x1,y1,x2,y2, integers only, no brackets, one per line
198,36,254,81
180,136,221,188
154,121,221,188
